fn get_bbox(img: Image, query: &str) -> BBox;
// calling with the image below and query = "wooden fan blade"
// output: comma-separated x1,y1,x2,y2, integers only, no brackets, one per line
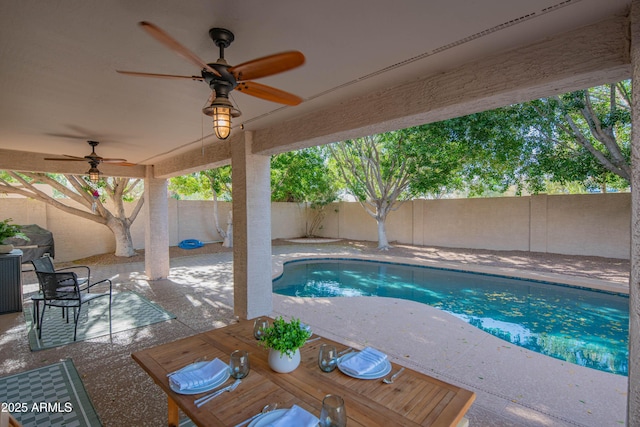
103,160,136,166
45,133,89,140
44,156,85,161
102,158,130,164
230,51,305,81
139,21,221,77
117,70,204,81
236,81,303,106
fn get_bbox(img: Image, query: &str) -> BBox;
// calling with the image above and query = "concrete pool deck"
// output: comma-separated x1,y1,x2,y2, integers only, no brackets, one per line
0,241,630,426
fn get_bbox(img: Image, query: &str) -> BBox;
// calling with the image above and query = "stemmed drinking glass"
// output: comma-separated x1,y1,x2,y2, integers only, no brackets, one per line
319,394,347,427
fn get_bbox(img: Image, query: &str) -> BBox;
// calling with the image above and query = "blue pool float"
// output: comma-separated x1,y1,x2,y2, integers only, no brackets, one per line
178,239,204,250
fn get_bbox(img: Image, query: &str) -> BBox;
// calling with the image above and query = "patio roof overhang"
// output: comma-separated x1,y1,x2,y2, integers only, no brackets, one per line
0,1,630,178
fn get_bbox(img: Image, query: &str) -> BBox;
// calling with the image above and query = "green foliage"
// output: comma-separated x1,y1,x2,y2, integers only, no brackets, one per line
520,81,631,191
413,104,545,196
259,316,311,358
153,81,636,201
328,113,533,203
329,133,414,203
403,80,632,196
168,166,232,201
0,218,29,243
271,147,338,207
394,123,468,198
202,167,233,200
169,174,208,199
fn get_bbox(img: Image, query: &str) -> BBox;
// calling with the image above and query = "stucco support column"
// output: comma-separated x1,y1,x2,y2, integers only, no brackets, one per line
144,165,170,280
232,131,272,320
630,0,640,423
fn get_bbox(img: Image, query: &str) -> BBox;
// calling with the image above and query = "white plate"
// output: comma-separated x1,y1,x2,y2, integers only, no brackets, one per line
337,352,392,379
248,409,288,427
169,361,230,395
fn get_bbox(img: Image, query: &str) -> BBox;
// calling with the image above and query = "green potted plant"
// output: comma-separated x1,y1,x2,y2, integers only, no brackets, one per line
259,316,311,373
0,218,29,254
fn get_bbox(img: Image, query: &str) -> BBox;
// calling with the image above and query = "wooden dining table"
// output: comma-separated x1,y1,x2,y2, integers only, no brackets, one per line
131,318,475,427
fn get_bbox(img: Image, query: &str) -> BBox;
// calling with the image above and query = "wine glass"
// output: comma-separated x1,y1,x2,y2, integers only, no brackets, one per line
319,394,347,427
253,318,269,340
318,344,338,372
230,350,250,379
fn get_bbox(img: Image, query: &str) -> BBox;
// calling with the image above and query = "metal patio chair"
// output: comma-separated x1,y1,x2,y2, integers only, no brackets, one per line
30,256,92,328
31,256,91,288
35,271,112,341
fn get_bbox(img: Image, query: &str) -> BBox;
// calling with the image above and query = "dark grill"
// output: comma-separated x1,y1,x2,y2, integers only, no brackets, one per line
6,224,55,263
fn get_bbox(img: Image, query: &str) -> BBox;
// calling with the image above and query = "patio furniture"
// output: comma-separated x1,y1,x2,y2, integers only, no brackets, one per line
132,318,475,426
30,256,92,328
35,271,112,341
31,256,91,288
0,250,22,314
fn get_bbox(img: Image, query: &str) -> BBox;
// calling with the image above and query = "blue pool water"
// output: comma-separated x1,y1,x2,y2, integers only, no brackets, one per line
273,259,629,376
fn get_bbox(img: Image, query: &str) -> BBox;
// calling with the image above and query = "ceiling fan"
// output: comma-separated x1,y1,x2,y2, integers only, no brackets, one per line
44,140,134,183
117,22,306,139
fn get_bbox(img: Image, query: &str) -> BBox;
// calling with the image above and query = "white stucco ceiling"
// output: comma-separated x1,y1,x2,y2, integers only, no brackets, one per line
0,0,630,170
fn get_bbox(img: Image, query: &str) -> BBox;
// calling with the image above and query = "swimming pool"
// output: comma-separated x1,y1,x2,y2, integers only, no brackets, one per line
273,259,629,376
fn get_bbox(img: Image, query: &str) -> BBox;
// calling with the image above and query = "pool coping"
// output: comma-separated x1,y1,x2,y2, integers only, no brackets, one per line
271,253,629,295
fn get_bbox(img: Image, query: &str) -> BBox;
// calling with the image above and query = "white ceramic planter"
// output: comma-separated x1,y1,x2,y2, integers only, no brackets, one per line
0,244,14,254
268,348,301,373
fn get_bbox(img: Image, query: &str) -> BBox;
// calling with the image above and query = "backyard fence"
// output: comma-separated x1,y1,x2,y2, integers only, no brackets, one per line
0,193,630,262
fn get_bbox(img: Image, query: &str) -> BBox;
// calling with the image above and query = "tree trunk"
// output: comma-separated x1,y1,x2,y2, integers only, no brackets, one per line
212,188,227,240
222,210,233,248
376,216,391,250
106,217,136,257
306,206,327,237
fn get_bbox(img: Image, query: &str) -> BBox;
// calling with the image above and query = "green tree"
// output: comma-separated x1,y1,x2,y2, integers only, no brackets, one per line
524,81,631,192
329,130,466,249
409,81,632,197
409,107,534,197
271,147,338,236
0,172,143,256
168,148,338,240
327,108,539,248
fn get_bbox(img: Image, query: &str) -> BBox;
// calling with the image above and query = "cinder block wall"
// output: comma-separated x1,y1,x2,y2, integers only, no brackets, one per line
0,193,631,261
315,193,631,259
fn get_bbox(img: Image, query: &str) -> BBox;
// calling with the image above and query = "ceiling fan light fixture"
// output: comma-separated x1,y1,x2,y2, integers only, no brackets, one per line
123,22,304,140
212,105,231,140
203,97,241,140
87,165,101,184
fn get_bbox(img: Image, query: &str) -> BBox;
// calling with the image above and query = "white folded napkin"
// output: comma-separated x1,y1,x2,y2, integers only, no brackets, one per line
265,405,319,427
169,358,228,390
339,346,387,376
